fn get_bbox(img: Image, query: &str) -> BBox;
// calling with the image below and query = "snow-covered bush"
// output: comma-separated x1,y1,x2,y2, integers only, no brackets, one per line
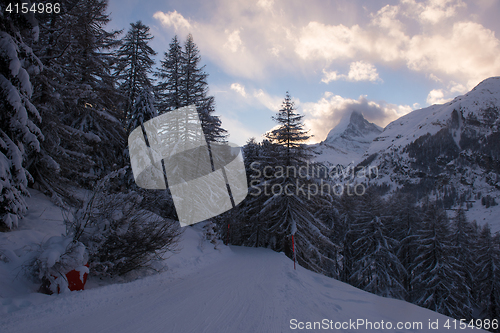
32,236,88,294
67,174,181,277
201,220,220,250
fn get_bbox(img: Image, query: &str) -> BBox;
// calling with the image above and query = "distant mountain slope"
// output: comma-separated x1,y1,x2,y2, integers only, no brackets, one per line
311,111,382,166
359,77,500,228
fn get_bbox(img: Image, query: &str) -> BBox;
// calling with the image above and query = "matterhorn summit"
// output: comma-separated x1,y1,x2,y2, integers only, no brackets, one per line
312,111,382,166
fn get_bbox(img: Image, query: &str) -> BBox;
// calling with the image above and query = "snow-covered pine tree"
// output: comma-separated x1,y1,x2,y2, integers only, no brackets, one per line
0,2,43,229
475,224,500,320
65,0,124,177
127,88,158,135
181,34,226,143
315,200,342,279
259,92,334,274
335,192,357,283
350,216,406,299
152,34,227,221
386,193,421,300
115,21,156,127
216,138,269,247
450,207,476,317
121,87,160,190
265,91,312,163
156,34,226,142
31,0,125,199
155,35,182,115
411,202,468,319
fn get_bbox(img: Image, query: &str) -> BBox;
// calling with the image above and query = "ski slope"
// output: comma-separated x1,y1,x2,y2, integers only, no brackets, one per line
0,191,485,332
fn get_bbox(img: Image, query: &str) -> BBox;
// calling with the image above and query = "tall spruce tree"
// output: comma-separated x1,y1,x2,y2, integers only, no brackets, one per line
387,193,421,300
350,216,406,299
258,92,334,274
475,224,500,320
265,91,312,163
31,0,125,202
155,34,226,143
155,35,182,114
0,1,43,228
450,207,475,316
127,88,157,135
411,202,467,318
115,21,156,127
336,192,358,283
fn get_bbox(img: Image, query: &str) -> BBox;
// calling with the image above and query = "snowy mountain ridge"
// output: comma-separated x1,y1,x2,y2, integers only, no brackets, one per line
366,77,500,156
359,77,500,229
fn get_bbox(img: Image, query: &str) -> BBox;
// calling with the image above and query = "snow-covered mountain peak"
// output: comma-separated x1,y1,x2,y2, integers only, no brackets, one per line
312,111,382,166
324,110,382,144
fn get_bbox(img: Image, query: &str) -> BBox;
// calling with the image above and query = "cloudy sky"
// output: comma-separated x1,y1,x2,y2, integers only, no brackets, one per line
107,0,500,145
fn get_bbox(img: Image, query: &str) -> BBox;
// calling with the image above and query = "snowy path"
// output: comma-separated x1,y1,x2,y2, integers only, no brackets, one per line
1,238,484,332
0,192,485,332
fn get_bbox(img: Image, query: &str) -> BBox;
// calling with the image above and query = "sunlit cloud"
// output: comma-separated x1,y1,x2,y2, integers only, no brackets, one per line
230,83,247,97
153,10,191,31
426,89,451,105
302,93,414,143
322,61,381,83
402,0,467,24
253,89,283,112
224,29,243,53
153,1,500,90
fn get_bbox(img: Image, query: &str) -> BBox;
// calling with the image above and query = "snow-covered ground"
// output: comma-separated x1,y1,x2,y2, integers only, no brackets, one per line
0,190,485,332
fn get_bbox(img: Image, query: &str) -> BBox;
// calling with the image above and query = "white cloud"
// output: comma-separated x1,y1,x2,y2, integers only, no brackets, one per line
425,80,469,105
153,8,266,79
406,21,500,88
224,29,243,53
449,81,468,94
269,46,282,57
429,73,442,82
345,61,382,82
253,89,283,111
321,69,340,84
302,93,414,142
257,0,274,10
321,61,381,83
230,83,247,97
426,89,451,104
294,1,500,88
153,10,191,31
152,1,500,93
402,0,467,24
295,22,369,62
